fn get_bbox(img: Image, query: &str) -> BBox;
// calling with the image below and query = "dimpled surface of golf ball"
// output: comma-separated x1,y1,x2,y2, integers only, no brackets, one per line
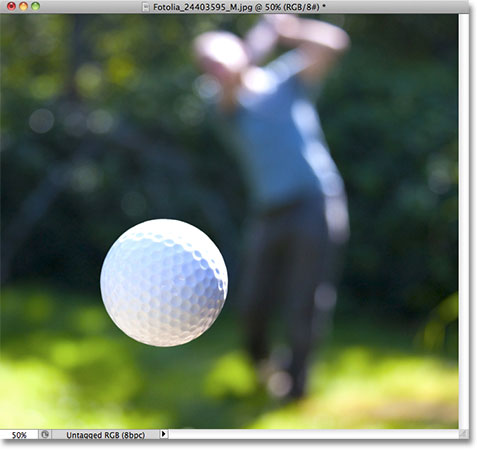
100,219,228,347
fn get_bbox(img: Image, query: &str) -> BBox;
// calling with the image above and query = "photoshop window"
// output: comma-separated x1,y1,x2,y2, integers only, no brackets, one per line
0,0,470,440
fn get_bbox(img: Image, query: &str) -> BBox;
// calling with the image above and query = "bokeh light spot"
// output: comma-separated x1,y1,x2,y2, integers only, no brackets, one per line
29,108,54,134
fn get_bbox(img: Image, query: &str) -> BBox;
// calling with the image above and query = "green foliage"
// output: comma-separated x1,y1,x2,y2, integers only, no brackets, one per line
319,15,458,318
415,292,458,352
1,285,458,428
1,15,457,321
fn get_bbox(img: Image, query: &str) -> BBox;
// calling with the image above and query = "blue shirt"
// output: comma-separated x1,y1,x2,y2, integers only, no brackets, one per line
215,51,344,211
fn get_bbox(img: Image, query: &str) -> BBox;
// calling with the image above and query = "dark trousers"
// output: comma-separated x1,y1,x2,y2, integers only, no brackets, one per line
239,190,349,397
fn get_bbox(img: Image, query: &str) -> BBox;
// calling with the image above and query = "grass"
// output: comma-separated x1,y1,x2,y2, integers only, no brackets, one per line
0,284,458,429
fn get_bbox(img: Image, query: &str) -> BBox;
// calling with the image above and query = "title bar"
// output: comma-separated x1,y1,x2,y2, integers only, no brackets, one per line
0,1,470,14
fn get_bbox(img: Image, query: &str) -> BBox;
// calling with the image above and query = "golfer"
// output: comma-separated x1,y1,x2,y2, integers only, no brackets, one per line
194,15,350,399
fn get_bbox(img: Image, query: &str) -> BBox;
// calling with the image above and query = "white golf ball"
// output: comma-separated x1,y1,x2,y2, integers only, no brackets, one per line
100,219,228,347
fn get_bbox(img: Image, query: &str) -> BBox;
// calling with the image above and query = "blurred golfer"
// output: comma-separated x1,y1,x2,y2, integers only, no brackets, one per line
194,15,350,399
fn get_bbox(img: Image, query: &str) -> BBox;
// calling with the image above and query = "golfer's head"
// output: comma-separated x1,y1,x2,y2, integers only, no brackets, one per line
194,31,249,86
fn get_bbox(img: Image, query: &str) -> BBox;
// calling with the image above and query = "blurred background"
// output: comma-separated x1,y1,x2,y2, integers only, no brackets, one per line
1,14,458,428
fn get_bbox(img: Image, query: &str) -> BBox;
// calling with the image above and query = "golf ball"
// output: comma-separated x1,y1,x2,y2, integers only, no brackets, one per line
100,219,228,347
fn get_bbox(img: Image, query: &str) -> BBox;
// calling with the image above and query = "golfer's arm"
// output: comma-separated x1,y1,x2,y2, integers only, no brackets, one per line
276,17,350,82
243,18,279,64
